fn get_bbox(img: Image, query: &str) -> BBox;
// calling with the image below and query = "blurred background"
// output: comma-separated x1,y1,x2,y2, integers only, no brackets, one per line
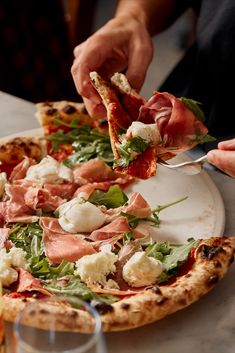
0,0,196,103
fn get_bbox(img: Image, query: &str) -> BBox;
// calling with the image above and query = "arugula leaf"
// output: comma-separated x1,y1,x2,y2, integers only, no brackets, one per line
121,196,188,228
180,97,205,121
163,239,198,272
88,185,128,208
145,242,171,261
115,137,151,167
44,276,119,304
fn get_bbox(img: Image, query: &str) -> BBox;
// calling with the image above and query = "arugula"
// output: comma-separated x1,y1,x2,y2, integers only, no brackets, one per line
145,238,198,284
115,137,151,167
44,276,118,304
121,196,188,228
162,238,198,272
88,185,128,208
43,117,114,166
180,97,205,121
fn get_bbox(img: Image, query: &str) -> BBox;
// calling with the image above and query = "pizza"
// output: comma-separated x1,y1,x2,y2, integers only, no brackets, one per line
0,96,233,333
90,72,215,179
35,100,109,162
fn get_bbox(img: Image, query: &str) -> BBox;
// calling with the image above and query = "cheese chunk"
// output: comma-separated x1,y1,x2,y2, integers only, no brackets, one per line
0,247,28,287
75,251,118,286
126,121,161,145
122,251,163,287
25,155,73,184
0,172,7,198
57,198,106,233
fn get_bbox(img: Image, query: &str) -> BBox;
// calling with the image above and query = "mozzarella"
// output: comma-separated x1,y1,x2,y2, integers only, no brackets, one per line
75,251,118,286
126,121,161,145
25,156,73,184
122,251,163,287
0,172,7,198
57,198,106,233
0,247,28,287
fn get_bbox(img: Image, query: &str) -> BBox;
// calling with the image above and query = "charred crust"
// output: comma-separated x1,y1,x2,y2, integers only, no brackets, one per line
213,260,222,268
91,300,114,315
22,298,28,303
98,119,108,128
151,286,162,295
155,296,167,305
69,310,79,319
80,105,88,114
121,302,130,310
185,273,192,278
229,253,235,265
201,245,224,260
62,105,77,114
177,298,187,306
207,274,219,285
46,108,58,115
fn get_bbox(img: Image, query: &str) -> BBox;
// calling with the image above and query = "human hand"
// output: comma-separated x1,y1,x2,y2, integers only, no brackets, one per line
71,15,153,117
207,138,235,178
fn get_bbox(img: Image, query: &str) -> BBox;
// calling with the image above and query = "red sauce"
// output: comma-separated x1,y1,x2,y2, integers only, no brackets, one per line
0,161,17,177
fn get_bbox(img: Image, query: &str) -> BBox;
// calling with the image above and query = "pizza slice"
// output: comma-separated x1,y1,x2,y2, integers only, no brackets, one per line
0,137,44,177
35,100,109,162
90,72,214,179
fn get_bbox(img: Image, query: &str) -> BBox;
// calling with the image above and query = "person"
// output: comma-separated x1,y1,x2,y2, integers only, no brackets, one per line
71,0,235,178
0,0,98,103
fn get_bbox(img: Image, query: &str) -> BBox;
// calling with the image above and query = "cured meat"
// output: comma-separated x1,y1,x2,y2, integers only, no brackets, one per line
89,216,131,241
16,268,52,296
9,157,36,182
40,217,96,264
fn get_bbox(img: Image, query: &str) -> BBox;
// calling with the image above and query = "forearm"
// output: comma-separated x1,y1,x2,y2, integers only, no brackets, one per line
115,0,186,35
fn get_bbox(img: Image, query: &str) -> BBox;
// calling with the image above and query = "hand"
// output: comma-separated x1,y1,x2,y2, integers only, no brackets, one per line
71,15,153,117
207,138,235,178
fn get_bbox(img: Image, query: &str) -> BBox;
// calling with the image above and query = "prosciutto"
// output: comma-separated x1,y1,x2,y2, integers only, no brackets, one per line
138,92,209,155
89,216,131,241
9,157,36,182
40,217,96,264
16,268,52,296
73,159,133,186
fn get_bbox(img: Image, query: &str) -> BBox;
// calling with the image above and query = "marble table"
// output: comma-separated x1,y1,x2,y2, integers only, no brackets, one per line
1,90,235,353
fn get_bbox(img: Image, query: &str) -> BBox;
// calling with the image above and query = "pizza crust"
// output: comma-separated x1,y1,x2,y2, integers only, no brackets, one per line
3,237,235,332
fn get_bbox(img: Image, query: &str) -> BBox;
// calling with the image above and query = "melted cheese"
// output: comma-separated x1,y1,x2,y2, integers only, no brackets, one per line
25,156,73,184
126,121,161,144
57,198,106,233
122,251,163,287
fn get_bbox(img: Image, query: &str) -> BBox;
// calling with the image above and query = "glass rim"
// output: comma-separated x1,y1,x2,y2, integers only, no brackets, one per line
14,295,103,353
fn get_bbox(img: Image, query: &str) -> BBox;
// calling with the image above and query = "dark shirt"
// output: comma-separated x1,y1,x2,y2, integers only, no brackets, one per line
0,0,79,102
160,0,235,148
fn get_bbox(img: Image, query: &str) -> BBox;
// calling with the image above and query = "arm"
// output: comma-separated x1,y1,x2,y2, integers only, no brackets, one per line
71,0,184,117
207,139,235,178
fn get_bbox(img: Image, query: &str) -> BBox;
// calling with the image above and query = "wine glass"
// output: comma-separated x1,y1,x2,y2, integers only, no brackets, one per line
13,296,107,353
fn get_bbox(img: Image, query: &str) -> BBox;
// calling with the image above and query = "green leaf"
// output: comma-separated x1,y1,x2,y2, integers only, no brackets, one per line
88,185,128,208
115,137,151,167
163,239,198,272
180,97,205,121
44,276,119,304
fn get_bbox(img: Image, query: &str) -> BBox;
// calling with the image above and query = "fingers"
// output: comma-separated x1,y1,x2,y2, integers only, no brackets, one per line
126,30,153,92
83,97,107,119
207,149,235,178
217,138,235,150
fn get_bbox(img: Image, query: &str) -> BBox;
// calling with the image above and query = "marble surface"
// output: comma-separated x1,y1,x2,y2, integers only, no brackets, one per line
1,90,235,353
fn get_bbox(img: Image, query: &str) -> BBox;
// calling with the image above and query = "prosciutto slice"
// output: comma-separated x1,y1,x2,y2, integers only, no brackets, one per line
89,216,131,241
9,157,36,182
138,92,208,156
73,159,133,186
40,217,96,264
16,268,52,296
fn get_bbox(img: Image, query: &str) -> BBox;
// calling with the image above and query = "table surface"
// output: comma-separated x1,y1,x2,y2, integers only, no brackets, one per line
1,90,235,353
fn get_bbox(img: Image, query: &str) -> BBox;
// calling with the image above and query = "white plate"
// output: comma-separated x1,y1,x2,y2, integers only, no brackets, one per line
2,128,225,242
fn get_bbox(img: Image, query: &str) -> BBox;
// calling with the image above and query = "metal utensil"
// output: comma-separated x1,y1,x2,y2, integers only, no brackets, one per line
158,155,208,175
